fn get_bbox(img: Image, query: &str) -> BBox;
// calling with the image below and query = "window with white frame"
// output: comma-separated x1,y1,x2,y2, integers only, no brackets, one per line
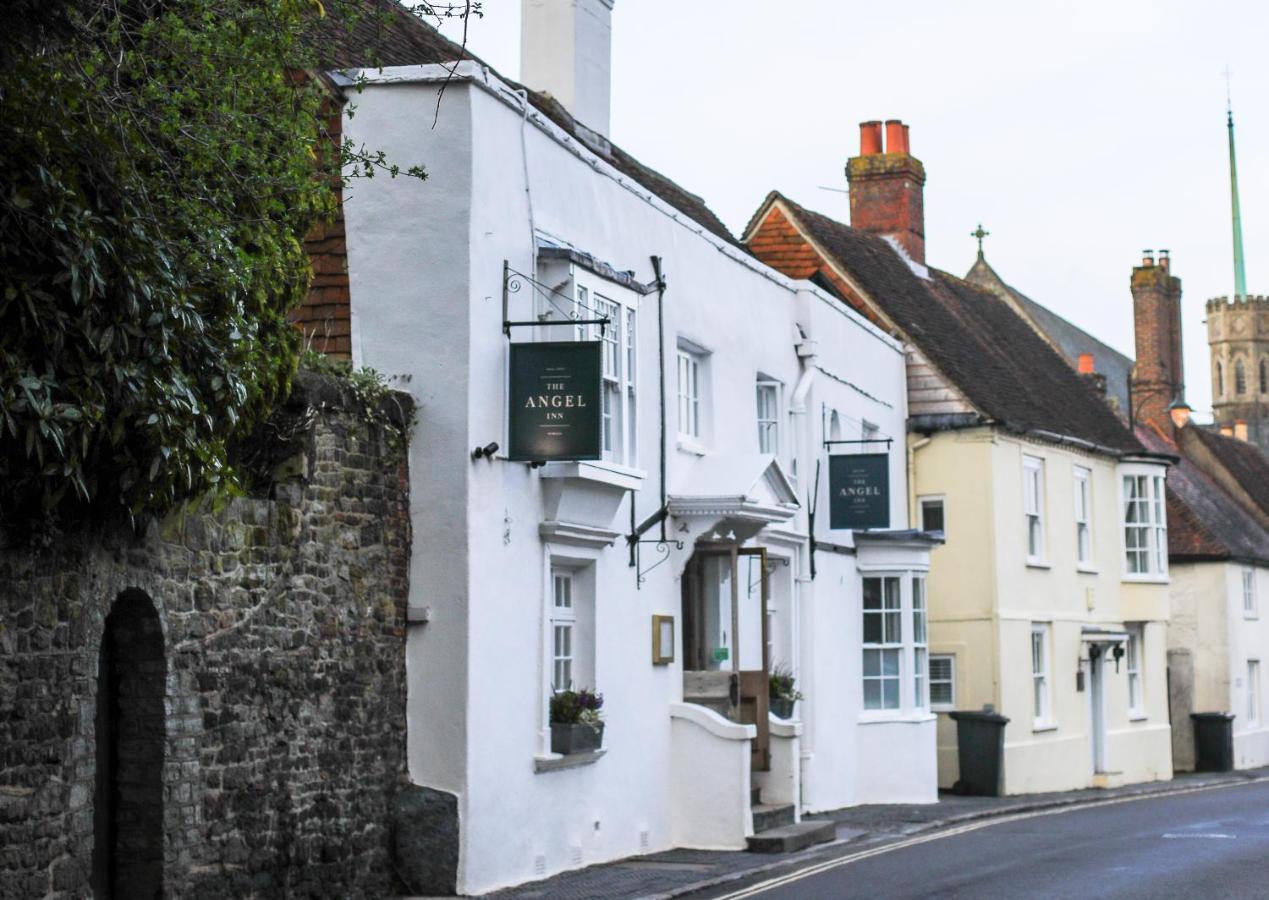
550,570,576,692
862,576,902,710
677,349,702,440
1123,472,1167,576
1244,569,1258,619
929,654,956,710
756,379,780,454
549,566,594,694
574,282,637,465
913,576,928,709
1074,466,1092,567
919,496,945,535
1249,660,1261,726
1031,623,1052,727
1126,624,1144,717
1024,456,1046,563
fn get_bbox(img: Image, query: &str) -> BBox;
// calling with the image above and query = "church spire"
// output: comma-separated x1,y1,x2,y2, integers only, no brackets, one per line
1227,72,1248,301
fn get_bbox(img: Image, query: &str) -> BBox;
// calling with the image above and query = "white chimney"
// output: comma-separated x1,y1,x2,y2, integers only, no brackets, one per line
520,0,614,137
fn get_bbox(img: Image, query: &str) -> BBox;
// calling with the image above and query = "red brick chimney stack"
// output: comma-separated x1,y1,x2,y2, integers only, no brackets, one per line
1130,249,1186,434
846,119,927,264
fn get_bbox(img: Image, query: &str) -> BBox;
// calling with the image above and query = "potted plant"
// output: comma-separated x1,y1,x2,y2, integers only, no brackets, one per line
550,688,605,755
769,665,803,720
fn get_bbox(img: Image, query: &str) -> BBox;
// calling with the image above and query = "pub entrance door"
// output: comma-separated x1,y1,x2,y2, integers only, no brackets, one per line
681,546,770,771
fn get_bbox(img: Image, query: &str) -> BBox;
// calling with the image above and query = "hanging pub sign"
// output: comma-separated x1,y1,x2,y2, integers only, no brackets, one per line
829,453,890,530
508,341,603,461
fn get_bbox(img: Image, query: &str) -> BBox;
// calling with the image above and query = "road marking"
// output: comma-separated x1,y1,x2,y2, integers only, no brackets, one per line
1161,833,1234,839
711,777,1269,899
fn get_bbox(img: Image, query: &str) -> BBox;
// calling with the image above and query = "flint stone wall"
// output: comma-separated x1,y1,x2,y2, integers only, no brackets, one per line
0,371,412,898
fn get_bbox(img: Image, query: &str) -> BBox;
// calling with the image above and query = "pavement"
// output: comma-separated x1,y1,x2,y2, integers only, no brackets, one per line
476,766,1269,900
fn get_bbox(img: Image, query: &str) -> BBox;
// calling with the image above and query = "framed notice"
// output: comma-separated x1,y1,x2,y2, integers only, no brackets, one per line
508,341,603,461
828,453,890,530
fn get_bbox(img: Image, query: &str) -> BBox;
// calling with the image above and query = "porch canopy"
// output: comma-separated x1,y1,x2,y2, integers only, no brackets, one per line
667,454,799,541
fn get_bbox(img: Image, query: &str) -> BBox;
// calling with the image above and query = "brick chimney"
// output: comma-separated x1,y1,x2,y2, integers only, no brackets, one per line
846,119,927,264
521,0,615,136
1130,250,1185,433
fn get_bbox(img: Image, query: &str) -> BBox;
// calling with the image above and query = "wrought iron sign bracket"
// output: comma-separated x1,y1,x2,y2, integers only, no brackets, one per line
823,438,893,450
627,504,681,590
502,260,609,338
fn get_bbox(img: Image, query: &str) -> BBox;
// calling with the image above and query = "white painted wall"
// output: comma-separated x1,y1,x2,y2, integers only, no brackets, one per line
341,63,929,894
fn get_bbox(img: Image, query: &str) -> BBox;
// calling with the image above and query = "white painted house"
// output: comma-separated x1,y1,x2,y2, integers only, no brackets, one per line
319,2,937,893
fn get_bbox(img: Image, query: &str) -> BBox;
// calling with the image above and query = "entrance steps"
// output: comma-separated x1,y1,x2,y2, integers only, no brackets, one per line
746,787,834,854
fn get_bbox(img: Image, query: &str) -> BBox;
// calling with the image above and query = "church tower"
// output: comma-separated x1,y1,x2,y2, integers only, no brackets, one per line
1207,99,1269,452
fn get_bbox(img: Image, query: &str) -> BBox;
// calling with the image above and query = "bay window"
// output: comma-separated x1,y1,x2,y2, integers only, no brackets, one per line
862,576,902,710
573,280,638,466
913,577,928,709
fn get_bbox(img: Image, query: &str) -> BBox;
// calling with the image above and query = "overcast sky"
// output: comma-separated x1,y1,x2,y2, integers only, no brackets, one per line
438,1,1269,422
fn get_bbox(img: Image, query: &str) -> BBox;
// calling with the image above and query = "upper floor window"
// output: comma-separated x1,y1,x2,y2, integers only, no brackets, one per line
1123,473,1167,577
1023,456,1046,564
575,283,637,465
677,349,702,440
1074,466,1092,568
919,496,945,535
756,379,780,454
1235,359,1247,395
1244,569,1258,619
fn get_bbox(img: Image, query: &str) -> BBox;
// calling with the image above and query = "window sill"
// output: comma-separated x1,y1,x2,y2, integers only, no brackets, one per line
1032,723,1058,733
676,438,708,457
1245,614,1259,621
1025,560,1051,570
534,749,606,773
1128,713,1149,723
930,705,956,714
1121,574,1169,585
858,712,937,726
1076,565,1099,575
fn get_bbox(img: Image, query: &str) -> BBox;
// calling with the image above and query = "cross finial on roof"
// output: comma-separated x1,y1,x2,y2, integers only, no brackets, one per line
971,223,990,259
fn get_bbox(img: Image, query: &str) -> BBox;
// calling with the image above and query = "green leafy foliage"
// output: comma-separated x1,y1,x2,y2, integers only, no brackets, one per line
0,0,343,533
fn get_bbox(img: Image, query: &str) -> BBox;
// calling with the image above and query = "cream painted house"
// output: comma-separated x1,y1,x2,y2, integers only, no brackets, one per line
745,124,1175,795
913,429,1173,793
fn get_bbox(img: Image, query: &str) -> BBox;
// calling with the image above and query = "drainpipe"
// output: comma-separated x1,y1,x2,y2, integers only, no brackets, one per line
651,256,668,542
908,436,931,528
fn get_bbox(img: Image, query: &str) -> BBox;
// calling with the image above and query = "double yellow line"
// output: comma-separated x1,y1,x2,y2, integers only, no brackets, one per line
712,777,1269,899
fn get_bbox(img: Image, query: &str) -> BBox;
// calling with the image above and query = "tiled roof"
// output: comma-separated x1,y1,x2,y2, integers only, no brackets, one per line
965,256,1134,416
1137,426,1269,564
768,194,1144,453
308,1,739,247
1188,426,1269,521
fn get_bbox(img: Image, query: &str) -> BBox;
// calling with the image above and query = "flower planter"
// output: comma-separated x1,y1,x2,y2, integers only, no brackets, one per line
551,722,605,755
770,697,796,720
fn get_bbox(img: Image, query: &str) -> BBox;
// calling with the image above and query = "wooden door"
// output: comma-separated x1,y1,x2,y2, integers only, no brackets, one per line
738,548,771,772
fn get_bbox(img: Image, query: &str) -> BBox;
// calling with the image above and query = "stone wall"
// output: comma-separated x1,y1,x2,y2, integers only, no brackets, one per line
0,371,412,899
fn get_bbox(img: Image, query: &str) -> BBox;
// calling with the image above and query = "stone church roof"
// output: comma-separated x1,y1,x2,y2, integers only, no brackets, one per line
965,254,1135,417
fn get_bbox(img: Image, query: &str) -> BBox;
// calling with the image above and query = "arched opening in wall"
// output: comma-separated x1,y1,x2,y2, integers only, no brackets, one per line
92,589,166,899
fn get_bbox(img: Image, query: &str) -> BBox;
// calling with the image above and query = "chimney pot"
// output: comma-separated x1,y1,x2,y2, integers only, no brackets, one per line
1142,250,1154,267
1235,420,1249,441
1221,425,1235,436
1158,249,1170,272
1078,352,1095,374
1169,399,1191,430
885,119,908,154
860,121,883,156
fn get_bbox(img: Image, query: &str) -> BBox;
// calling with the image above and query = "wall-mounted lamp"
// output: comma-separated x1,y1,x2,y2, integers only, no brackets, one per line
470,442,499,461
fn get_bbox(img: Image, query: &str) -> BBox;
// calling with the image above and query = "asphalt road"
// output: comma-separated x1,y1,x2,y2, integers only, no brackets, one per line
715,780,1269,899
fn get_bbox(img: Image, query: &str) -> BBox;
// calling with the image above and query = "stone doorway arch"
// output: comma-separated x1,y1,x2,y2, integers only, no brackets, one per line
92,589,166,899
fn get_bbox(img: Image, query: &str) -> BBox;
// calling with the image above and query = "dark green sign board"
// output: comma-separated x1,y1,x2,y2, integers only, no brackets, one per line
829,453,890,530
508,341,603,461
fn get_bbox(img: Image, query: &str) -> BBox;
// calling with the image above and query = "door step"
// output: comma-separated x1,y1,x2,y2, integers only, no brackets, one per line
751,802,795,834
746,820,835,854
750,786,761,807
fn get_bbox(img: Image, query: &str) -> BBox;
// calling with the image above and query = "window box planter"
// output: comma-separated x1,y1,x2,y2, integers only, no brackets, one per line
551,722,605,755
